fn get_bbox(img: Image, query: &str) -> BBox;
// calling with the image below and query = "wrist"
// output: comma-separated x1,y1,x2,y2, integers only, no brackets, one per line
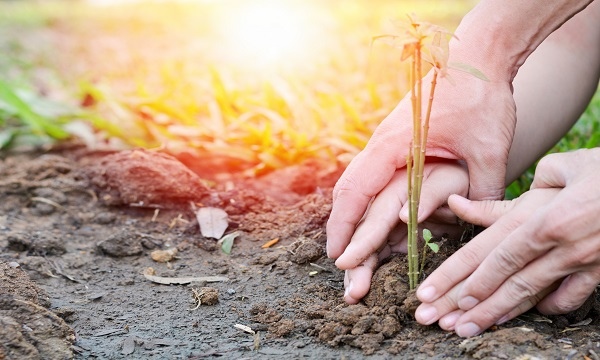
449,0,593,83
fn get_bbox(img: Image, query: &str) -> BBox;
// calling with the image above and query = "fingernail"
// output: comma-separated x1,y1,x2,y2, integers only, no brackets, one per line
416,305,438,325
439,312,461,330
456,322,481,337
399,206,409,221
417,286,437,302
495,314,510,325
344,281,353,298
458,296,479,310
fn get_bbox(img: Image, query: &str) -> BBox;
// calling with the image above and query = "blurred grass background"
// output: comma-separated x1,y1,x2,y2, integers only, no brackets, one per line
0,0,598,195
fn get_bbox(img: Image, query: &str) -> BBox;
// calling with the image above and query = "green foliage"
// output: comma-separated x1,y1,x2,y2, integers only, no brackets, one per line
0,0,473,168
0,80,77,150
423,229,439,253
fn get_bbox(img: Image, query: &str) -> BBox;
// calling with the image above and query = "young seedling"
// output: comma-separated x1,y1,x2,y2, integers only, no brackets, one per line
375,15,487,289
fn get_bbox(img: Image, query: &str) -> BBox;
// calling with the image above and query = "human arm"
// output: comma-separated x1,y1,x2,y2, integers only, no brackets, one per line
327,0,595,263
413,1,600,335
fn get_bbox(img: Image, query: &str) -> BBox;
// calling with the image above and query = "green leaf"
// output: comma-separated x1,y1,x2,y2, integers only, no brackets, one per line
219,232,240,255
448,62,489,81
426,242,439,253
0,80,70,139
0,128,17,150
422,228,433,242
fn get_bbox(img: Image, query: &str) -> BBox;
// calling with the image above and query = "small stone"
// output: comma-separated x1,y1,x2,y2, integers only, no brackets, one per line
150,248,178,263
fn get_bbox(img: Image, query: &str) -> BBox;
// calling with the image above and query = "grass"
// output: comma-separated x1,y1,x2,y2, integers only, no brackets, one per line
0,0,597,194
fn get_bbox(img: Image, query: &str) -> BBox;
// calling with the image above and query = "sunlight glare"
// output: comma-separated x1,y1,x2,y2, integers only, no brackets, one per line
217,1,321,72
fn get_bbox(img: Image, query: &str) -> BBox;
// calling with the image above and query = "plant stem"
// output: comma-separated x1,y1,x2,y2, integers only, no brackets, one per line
419,240,428,276
407,42,423,290
420,69,438,191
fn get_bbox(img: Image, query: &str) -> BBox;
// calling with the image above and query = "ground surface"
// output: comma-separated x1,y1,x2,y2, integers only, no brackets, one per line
2,149,600,360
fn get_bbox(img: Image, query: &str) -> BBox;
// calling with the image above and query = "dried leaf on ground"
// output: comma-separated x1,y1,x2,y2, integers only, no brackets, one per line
143,267,228,285
196,207,229,239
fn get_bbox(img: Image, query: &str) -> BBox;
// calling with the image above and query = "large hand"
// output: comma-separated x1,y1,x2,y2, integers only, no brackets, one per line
327,67,516,261
417,148,600,337
414,188,560,330
335,161,469,304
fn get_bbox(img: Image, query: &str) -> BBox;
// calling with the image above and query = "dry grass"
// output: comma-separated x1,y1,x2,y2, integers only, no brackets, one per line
0,0,475,173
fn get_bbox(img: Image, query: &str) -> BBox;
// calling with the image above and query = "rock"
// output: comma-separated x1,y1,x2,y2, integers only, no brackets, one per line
84,149,210,207
97,231,144,257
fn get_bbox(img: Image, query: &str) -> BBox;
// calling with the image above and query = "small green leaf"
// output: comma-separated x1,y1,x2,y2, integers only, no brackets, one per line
219,231,240,255
448,62,489,81
427,242,439,253
0,129,17,149
422,228,433,242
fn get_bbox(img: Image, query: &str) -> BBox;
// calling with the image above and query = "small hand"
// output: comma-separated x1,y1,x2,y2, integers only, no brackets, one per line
333,161,469,304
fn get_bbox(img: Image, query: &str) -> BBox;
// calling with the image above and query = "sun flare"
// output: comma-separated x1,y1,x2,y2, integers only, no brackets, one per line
216,1,322,71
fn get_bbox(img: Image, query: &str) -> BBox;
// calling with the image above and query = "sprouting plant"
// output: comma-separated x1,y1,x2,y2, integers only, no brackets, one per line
419,228,439,275
375,15,487,290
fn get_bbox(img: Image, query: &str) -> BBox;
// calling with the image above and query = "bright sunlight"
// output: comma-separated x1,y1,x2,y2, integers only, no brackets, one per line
215,1,324,72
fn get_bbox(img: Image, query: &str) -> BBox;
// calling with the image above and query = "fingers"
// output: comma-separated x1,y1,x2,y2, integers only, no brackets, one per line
497,281,559,325
448,194,516,227
455,190,560,313
417,189,558,305
399,161,469,223
334,171,408,270
530,152,571,189
416,207,523,304
327,147,400,259
454,248,568,337
532,149,600,190
537,271,600,315
415,280,463,326
343,254,378,304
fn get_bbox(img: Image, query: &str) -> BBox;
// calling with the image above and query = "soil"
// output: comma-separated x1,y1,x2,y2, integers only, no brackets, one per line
2,147,600,359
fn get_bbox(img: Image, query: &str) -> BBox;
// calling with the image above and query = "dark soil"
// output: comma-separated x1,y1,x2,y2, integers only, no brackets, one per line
2,148,600,359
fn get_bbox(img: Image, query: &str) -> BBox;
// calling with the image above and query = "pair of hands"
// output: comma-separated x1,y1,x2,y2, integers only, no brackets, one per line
327,66,516,304
329,146,600,337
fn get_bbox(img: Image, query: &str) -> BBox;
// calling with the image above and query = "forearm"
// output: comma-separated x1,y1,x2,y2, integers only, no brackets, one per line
506,1,600,183
451,0,594,82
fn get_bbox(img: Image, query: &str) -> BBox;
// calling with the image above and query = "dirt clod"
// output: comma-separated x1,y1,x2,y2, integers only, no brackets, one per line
97,231,144,257
84,149,210,207
192,287,219,306
289,238,324,264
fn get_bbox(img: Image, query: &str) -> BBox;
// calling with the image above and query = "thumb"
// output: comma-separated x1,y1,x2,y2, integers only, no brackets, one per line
530,152,569,190
466,157,507,201
448,194,516,227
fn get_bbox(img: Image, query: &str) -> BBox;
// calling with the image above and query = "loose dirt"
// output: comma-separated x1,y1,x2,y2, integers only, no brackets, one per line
2,148,600,359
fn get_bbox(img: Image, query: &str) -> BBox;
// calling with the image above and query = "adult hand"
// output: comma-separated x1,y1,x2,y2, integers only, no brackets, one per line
416,148,600,337
336,160,469,304
327,66,516,261
414,187,560,331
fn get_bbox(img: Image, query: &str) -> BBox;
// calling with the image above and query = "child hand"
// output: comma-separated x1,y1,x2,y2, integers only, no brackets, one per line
328,160,469,304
